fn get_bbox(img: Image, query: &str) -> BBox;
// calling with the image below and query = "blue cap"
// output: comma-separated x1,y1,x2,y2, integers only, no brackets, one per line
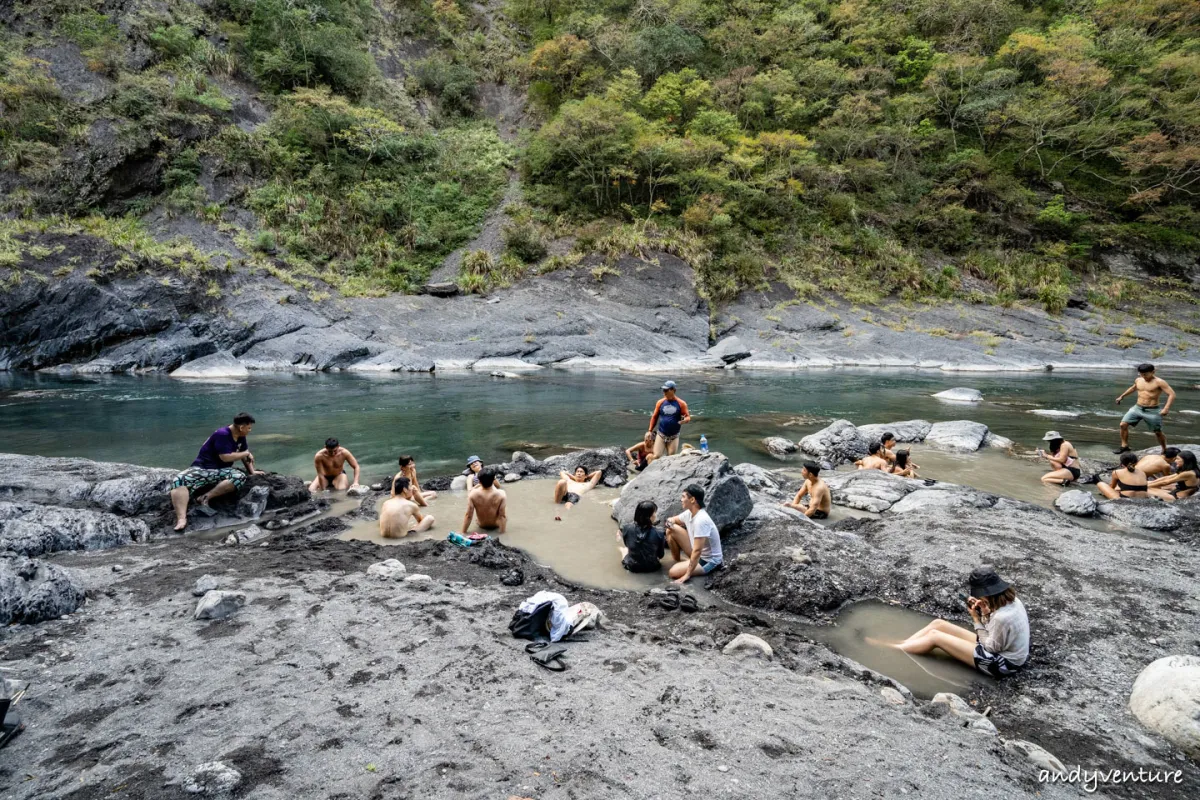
662,380,677,390
466,455,481,466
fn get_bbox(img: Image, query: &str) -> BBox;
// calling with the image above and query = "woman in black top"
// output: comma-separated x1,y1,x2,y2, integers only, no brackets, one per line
1148,450,1200,501
1098,451,1149,499
618,500,666,572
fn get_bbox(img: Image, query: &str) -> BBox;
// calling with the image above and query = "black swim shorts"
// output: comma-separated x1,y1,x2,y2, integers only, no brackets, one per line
561,492,580,505
810,510,829,520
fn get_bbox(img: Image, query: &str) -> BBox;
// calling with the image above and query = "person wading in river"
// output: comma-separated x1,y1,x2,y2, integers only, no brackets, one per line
783,462,832,519
1037,431,1080,485
649,381,691,459
169,412,263,532
380,476,435,537
396,454,436,506
665,484,724,584
1136,447,1180,479
461,470,507,533
880,566,1029,678
855,441,890,471
1098,452,1149,500
309,438,361,492
1115,363,1175,454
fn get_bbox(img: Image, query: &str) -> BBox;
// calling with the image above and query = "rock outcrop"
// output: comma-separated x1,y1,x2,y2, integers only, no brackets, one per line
613,452,751,533
855,420,932,444
925,420,990,452
0,554,85,624
1055,490,1098,517
1130,655,1200,759
762,437,798,460
798,420,869,466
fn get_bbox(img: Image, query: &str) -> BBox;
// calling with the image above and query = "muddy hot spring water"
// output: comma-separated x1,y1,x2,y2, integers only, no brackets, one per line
5,368,1198,695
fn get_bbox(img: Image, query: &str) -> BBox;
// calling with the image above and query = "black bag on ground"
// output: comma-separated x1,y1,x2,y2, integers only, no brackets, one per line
509,601,553,641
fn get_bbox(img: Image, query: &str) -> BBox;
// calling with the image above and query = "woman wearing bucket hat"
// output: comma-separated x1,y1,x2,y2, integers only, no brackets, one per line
886,566,1030,678
1037,431,1080,485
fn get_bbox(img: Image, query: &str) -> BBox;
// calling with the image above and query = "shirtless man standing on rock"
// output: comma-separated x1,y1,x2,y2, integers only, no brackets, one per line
462,470,507,533
309,438,361,492
379,476,435,537
1115,363,1175,454
784,462,832,520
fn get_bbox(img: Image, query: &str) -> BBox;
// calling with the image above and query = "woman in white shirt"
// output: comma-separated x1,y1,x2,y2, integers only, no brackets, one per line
887,566,1030,678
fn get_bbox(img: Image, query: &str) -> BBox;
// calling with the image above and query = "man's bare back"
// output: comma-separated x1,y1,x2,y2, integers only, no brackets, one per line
380,496,434,537
807,480,832,514
857,455,889,471
464,486,507,533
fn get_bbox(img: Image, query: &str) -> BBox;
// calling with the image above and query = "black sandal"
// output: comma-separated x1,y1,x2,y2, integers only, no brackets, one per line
657,593,681,611
680,594,699,612
529,644,568,671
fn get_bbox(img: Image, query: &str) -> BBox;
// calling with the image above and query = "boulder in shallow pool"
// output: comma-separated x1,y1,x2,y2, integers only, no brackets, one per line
855,420,932,444
1096,499,1183,531
613,452,751,533
799,420,868,467
925,420,990,452
982,432,1014,450
933,388,983,403
0,554,85,624
762,437,797,460
1130,655,1200,759
1055,490,1097,517
824,471,917,513
169,351,248,380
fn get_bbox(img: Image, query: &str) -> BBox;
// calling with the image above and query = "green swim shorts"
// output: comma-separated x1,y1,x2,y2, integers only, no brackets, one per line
1122,405,1163,432
171,466,248,495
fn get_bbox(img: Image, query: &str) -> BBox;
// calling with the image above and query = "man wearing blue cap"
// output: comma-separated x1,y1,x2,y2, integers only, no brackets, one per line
649,380,691,459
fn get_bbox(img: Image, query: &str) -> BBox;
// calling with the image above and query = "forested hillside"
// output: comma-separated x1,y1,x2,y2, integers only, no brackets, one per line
2,0,1198,313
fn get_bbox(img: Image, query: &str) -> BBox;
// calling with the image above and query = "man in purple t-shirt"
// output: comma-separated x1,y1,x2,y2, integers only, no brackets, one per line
169,412,262,531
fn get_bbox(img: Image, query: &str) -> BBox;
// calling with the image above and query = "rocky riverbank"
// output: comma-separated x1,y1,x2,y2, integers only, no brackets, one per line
1,450,1198,798
5,227,1200,376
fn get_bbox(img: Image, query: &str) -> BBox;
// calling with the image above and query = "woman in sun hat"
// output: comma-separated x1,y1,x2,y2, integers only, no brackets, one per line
1037,430,1080,485
885,565,1030,678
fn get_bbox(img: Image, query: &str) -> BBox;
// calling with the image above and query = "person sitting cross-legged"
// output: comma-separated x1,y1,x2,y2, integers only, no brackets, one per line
664,484,723,584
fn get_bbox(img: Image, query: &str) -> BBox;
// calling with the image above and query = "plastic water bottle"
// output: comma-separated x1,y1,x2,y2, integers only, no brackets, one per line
700,435,709,454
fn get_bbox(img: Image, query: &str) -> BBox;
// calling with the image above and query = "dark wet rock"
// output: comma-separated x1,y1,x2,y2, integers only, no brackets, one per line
798,420,868,467
925,421,990,452
423,282,460,297
235,486,271,520
500,568,524,586
856,420,932,444
539,447,629,486
0,502,150,557
762,437,798,460
1055,490,1097,517
824,471,918,513
1096,499,1183,531
707,336,752,364
0,554,85,625
933,388,983,403
614,452,751,533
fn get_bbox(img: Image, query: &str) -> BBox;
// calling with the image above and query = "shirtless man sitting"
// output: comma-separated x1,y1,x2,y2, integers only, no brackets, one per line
878,432,897,465
462,470,507,534
396,454,436,506
554,465,602,518
783,462,832,520
1137,447,1181,479
309,438,361,492
379,476,435,538
1115,363,1175,454
855,442,890,471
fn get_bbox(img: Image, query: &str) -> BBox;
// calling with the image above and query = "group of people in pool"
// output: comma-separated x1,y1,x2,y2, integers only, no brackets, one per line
1036,363,1196,501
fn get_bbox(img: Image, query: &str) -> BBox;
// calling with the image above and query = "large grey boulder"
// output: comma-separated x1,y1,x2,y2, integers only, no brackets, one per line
1097,499,1183,531
824,470,917,513
0,555,86,624
707,336,752,365
933,388,983,403
613,452,751,533
169,352,248,380
734,463,780,492
1055,490,1098,517
762,437,797,460
889,487,998,514
195,590,246,620
1130,655,1200,759
0,453,175,515
799,420,869,466
856,420,932,444
539,447,629,486
0,502,150,557
925,421,990,452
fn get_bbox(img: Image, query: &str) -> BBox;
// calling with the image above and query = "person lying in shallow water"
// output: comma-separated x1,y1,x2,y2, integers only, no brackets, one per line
1037,431,1079,485
379,476,435,537
882,566,1029,678
1137,447,1180,479
889,449,918,478
554,465,602,517
618,500,666,573
783,461,831,519
1098,452,1149,500
1147,450,1200,502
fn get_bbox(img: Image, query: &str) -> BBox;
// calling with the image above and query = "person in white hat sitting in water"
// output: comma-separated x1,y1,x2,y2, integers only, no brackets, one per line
1037,431,1080,485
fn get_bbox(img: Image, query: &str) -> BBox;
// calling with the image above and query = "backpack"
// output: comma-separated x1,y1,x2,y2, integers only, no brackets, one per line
508,601,553,641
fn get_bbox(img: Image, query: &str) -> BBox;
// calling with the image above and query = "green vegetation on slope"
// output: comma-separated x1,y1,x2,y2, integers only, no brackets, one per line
512,0,1200,307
